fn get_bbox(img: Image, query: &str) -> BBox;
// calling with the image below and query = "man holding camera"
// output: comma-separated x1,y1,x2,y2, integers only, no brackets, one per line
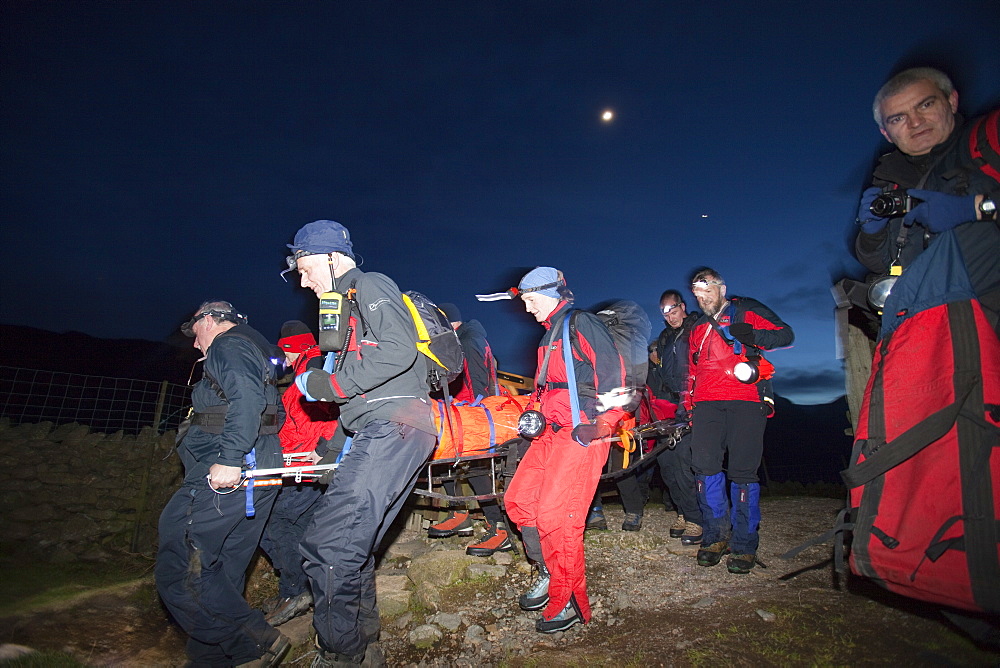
855,66,999,321
686,268,793,574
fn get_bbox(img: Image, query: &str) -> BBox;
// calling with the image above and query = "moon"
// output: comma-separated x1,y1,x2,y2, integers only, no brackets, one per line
601,109,614,122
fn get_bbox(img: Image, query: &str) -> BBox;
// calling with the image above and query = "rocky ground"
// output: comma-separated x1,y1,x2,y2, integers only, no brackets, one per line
2,495,999,666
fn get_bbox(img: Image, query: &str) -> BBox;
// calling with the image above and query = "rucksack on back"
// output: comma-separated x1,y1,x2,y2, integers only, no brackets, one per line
402,291,465,390
572,299,652,412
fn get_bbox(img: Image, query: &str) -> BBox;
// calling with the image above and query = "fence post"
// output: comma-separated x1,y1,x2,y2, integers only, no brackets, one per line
151,380,169,432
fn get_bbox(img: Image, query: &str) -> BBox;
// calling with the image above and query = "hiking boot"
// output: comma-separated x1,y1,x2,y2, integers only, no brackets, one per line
680,522,703,546
361,641,386,668
265,590,313,626
727,553,758,575
535,596,583,634
669,513,686,538
518,565,550,611
696,540,730,567
585,506,608,531
466,521,514,557
427,511,473,538
311,639,365,667
236,633,291,668
621,512,643,532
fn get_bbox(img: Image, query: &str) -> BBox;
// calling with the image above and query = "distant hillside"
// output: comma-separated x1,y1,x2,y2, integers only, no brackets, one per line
0,324,202,386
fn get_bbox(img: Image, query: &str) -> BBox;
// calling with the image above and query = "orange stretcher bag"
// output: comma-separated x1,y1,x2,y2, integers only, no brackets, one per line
431,395,526,460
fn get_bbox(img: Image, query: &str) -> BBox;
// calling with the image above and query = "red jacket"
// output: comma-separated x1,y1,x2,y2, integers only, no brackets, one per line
687,297,793,406
533,301,626,429
279,346,340,456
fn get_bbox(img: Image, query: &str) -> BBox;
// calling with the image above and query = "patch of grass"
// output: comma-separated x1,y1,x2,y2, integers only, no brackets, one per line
0,650,88,667
0,545,153,617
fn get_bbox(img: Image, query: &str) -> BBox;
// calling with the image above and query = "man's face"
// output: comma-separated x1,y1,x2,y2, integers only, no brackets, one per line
661,298,686,329
691,279,727,317
297,254,333,296
521,293,559,323
878,79,959,156
191,314,219,355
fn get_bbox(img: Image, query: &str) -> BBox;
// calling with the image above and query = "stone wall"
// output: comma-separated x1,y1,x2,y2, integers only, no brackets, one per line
0,418,182,562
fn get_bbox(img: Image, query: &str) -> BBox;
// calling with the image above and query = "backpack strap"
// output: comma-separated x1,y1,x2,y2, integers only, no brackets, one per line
561,313,583,429
968,109,1000,184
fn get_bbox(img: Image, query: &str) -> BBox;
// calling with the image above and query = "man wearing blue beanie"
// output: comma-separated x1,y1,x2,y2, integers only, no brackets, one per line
501,267,627,633
282,220,437,667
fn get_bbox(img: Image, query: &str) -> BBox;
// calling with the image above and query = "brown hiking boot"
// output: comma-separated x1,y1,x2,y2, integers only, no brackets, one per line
680,521,703,545
669,513,686,538
466,521,514,556
696,540,730,567
427,511,473,538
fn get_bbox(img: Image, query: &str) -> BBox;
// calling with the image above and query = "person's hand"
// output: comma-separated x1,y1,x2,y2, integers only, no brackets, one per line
208,463,242,489
728,323,756,346
903,189,977,232
572,420,614,446
857,187,889,233
303,450,322,464
296,369,338,402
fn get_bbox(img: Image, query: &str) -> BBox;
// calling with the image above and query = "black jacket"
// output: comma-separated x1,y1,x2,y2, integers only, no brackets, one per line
181,324,283,485
648,311,699,408
855,112,1000,316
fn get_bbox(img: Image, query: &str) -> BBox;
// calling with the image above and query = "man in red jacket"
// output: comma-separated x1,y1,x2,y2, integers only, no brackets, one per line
501,267,625,633
686,267,793,574
259,321,339,626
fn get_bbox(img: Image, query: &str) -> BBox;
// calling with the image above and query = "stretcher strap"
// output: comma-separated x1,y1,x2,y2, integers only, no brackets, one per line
244,447,257,517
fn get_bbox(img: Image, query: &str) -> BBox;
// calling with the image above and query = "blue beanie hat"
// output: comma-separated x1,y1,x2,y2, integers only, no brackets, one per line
288,220,355,260
518,267,565,299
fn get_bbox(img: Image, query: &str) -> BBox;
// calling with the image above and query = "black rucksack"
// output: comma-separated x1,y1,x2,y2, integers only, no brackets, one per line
402,291,465,391
571,299,652,412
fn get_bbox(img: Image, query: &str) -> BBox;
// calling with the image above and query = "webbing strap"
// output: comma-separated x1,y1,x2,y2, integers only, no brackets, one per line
335,436,353,464
244,448,257,517
562,314,582,430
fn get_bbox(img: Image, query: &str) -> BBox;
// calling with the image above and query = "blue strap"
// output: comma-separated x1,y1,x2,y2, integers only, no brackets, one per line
471,394,485,407
244,447,257,517
436,400,448,440
335,436,353,464
561,313,582,429
323,351,336,373
481,403,496,452
722,302,743,355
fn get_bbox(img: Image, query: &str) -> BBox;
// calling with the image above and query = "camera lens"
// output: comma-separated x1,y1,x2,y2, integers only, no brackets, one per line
870,192,907,218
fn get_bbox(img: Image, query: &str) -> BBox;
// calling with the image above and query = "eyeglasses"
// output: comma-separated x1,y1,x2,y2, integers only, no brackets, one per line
691,280,722,292
661,303,683,315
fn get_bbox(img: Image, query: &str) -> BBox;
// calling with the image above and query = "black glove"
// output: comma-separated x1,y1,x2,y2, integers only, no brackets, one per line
296,369,340,402
571,420,613,446
728,323,756,346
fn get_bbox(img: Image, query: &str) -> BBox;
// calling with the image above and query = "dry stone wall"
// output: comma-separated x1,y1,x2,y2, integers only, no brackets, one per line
0,418,182,562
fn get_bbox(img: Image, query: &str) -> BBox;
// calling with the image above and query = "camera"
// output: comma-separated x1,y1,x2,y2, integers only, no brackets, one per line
869,191,912,218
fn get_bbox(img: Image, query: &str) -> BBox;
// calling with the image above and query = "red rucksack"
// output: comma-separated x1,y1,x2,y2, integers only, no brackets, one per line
841,229,1000,613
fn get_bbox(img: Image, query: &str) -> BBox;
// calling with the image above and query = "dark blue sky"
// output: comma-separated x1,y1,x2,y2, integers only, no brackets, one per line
2,2,997,404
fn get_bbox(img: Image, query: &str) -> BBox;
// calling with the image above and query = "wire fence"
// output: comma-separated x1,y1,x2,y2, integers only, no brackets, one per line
0,366,192,435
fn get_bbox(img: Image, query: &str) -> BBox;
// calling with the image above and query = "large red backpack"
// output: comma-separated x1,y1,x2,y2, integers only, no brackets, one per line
842,229,1000,613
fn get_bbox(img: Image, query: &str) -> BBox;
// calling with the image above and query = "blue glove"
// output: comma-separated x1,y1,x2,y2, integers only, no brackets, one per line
295,369,338,402
903,189,977,232
857,187,888,233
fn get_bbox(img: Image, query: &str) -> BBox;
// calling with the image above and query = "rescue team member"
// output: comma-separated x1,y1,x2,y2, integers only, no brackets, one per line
155,301,290,668
285,220,437,667
686,268,793,574
854,66,999,322
500,267,626,633
258,321,339,627
425,302,513,557
648,289,704,546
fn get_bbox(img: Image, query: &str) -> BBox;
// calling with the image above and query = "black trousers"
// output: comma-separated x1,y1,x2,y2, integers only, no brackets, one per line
301,420,436,657
156,483,279,666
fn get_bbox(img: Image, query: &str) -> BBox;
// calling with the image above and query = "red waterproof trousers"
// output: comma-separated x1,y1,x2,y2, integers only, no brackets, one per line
505,426,611,622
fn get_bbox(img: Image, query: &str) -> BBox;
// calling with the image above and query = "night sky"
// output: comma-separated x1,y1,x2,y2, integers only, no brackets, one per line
2,2,997,404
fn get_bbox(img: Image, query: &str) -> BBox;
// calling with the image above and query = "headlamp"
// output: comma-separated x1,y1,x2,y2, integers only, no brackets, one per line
691,280,722,291
181,307,248,336
517,410,547,439
661,303,681,315
867,265,902,311
280,250,317,282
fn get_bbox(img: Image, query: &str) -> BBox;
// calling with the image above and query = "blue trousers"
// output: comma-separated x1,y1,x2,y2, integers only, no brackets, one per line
155,483,278,667
301,421,436,657
260,482,324,598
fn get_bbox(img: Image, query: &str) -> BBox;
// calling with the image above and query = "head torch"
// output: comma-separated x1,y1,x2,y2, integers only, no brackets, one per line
517,410,547,439
181,307,248,337
867,265,902,311
279,249,316,282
